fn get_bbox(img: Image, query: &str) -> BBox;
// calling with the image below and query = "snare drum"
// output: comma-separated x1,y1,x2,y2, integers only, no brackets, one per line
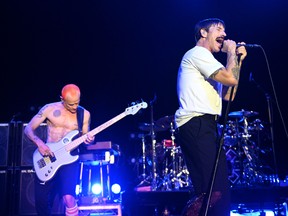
162,139,176,148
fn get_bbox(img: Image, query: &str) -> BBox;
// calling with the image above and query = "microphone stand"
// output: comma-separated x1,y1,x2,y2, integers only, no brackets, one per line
250,74,278,178
203,54,241,215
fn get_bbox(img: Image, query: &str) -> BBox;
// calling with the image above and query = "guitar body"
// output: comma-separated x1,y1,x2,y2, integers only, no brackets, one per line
33,130,80,182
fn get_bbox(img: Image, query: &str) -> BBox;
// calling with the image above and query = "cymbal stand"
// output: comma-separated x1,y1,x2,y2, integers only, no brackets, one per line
238,116,262,186
162,121,191,190
149,96,158,191
169,122,181,189
241,117,254,177
161,122,178,190
137,134,153,187
140,134,147,179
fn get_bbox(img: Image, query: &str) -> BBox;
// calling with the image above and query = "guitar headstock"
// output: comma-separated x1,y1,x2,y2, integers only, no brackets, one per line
125,101,148,115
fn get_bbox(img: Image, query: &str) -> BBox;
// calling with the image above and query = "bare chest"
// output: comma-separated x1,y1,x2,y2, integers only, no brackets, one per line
46,110,79,142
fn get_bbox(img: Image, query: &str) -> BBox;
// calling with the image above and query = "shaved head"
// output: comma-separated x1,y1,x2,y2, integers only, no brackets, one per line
61,84,81,100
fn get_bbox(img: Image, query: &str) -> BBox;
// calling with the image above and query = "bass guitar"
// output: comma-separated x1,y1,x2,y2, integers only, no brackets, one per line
33,102,147,182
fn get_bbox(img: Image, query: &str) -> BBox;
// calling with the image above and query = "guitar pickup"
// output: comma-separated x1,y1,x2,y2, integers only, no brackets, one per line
49,155,56,162
37,155,57,169
37,158,46,169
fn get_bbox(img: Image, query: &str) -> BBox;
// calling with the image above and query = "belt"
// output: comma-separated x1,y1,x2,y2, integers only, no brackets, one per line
203,114,219,122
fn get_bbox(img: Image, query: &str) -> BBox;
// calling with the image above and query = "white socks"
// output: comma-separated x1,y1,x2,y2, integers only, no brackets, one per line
65,204,79,216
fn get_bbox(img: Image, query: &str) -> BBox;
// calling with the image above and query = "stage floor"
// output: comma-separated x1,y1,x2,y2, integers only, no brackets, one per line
120,185,288,216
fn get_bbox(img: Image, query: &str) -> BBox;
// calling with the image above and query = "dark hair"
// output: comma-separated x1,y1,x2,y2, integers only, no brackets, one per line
194,18,225,42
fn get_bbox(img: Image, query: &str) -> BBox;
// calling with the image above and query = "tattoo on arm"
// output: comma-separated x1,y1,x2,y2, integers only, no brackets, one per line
36,105,48,118
210,68,221,79
232,67,240,80
231,55,240,80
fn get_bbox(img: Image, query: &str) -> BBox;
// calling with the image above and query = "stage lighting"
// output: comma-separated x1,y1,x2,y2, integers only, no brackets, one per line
111,183,121,194
75,184,81,196
91,183,102,195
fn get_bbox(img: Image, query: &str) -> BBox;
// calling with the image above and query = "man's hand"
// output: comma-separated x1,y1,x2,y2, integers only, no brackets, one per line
236,42,247,61
84,133,95,144
38,143,54,157
221,39,237,53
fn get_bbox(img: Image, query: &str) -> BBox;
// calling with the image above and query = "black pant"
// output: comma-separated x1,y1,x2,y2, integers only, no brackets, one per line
177,114,230,216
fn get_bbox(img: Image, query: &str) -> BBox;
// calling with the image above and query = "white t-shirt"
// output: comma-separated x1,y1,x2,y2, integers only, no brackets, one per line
175,46,224,128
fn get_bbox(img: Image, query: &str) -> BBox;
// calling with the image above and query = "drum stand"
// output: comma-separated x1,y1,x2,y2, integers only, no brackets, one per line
136,96,159,190
160,122,191,191
230,116,264,186
140,135,147,179
150,109,158,191
136,134,153,187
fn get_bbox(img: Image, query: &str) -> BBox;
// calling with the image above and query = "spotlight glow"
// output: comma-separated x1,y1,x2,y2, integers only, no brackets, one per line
75,184,80,195
111,183,121,194
91,183,102,195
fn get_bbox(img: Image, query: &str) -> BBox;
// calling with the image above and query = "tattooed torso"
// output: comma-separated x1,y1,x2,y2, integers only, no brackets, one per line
38,102,79,143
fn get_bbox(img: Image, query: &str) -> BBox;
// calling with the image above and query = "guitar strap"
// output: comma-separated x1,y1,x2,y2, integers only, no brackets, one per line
77,106,84,136
74,106,85,155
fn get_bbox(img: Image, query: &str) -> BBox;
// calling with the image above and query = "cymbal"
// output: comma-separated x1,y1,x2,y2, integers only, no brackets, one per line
228,110,259,118
155,115,175,130
138,122,167,132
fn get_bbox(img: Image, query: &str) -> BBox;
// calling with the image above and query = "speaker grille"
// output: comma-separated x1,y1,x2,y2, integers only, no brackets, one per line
19,169,65,215
0,123,9,166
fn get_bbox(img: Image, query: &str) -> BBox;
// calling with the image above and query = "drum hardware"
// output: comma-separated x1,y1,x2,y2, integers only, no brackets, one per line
136,114,192,191
228,110,259,118
155,115,192,191
136,96,164,191
134,132,158,188
158,117,180,190
155,115,175,131
138,122,167,132
225,110,270,187
136,125,167,189
137,121,167,184
140,134,148,180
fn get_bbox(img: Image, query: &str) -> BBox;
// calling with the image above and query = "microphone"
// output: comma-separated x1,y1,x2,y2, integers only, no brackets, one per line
237,44,261,48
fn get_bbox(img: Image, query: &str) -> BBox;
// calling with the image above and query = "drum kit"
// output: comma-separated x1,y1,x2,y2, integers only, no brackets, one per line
136,115,192,191
222,109,273,187
135,109,272,191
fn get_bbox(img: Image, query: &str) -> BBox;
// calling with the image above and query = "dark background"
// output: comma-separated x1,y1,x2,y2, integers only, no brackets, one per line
2,1,288,189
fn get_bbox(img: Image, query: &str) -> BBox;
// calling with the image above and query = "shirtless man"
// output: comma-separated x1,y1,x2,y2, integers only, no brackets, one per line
24,84,94,216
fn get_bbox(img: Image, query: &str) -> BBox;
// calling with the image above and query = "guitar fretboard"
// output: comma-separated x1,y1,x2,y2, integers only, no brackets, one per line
65,112,126,152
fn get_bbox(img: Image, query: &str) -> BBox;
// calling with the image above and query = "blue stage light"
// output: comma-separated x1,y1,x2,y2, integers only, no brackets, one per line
91,183,102,195
75,184,80,195
111,183,121,194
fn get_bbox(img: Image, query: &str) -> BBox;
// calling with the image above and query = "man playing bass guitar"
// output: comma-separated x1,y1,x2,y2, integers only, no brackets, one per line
25,84,95,216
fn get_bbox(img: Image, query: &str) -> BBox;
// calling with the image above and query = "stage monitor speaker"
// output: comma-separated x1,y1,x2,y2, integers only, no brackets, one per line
21,123,47,166
0,123,10,166
0,169,10,214
18,169,65,215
